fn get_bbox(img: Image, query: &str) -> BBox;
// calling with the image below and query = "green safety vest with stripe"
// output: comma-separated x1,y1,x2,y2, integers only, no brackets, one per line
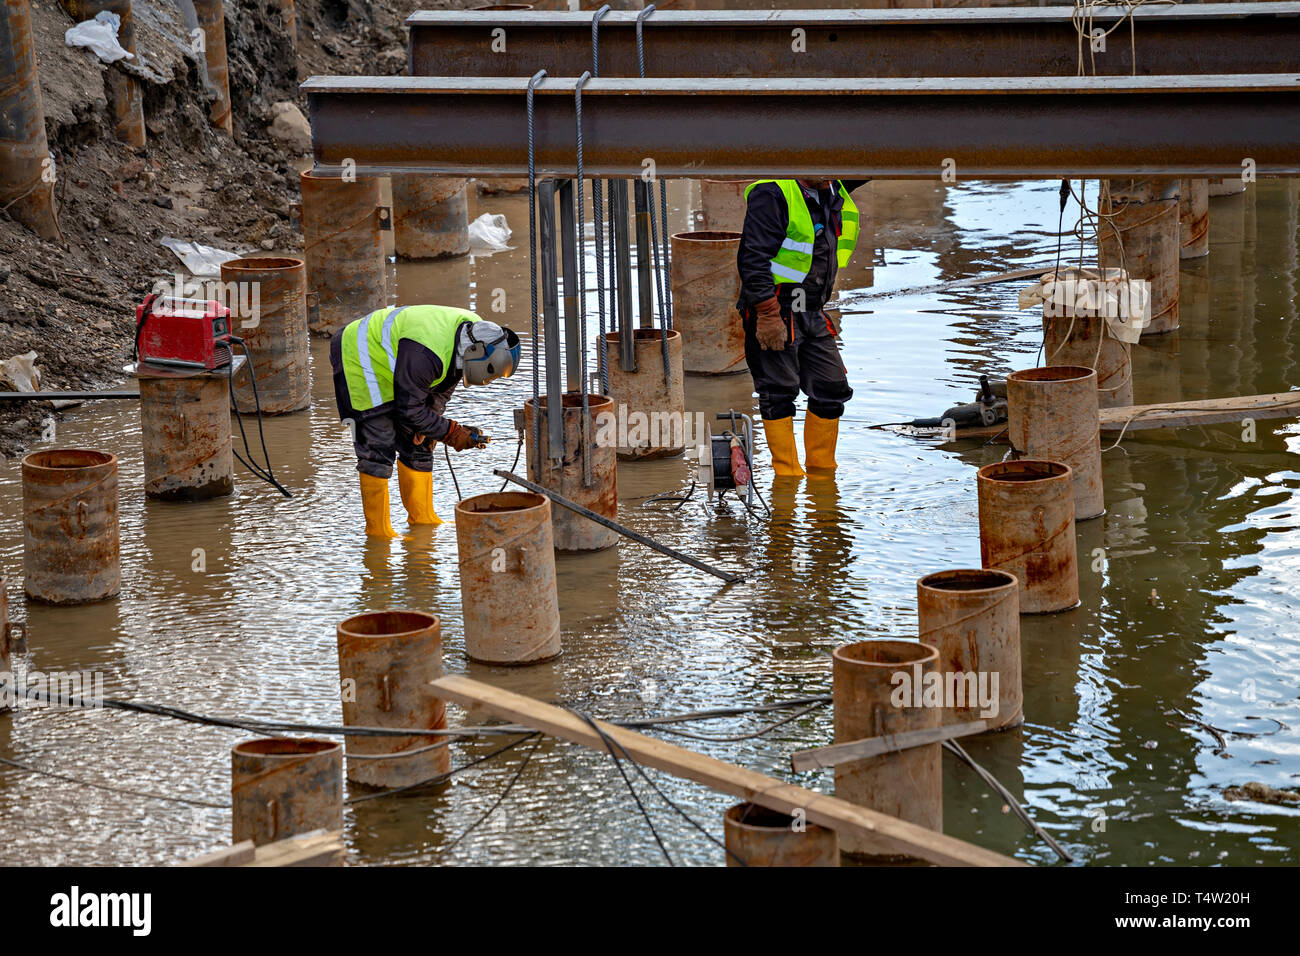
743,179,860,285
340,304,480,411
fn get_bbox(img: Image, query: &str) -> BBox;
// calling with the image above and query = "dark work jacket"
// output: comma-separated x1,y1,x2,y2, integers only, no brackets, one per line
736,179,870,313
392,337,461,441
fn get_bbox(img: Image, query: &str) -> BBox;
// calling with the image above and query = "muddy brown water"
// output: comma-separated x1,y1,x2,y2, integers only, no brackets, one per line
2,180,1299,865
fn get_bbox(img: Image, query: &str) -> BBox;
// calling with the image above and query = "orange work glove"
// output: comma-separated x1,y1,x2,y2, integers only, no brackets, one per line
443,421,476,452
754,295,787,351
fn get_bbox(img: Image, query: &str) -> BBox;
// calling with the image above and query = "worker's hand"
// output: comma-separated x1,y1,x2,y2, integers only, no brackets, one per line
754,296,787,351
413,433,426,446
443,421,477,452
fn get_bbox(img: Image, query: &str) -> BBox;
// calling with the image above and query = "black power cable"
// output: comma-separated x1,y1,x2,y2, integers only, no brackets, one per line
225,336,292,498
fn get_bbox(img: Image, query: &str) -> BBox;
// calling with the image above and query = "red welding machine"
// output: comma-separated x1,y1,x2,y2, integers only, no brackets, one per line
134,294,233,370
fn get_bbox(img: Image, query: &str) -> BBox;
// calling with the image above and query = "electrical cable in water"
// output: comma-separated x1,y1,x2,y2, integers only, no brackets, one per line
226,337,292,498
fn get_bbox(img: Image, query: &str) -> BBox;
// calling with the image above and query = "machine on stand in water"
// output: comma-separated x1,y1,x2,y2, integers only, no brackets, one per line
697,410,769,516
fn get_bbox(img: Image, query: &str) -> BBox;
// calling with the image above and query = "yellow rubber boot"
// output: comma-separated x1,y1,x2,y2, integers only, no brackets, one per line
397,461,444,526
359,472,402,539
804,412,840,473
762,416,805,478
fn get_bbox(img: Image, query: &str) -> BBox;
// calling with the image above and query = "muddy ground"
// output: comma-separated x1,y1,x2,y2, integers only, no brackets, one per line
0,0,473,457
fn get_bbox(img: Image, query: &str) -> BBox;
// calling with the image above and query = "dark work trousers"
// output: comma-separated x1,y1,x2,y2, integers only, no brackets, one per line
329,329,432,479
741,306,854,421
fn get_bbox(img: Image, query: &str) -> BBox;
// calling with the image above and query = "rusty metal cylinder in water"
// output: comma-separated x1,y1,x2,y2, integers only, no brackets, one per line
22,450,120,605
1006,366,1104,521
392,175,470,259
723,802,839,867
833,639,942,860
1208,177,1247,198
300,169,386,336
1038,267,1134,408
231,738,343,846
699,179,749,233
138,375,233,500
220,256,309,413
603,329,686,460
916,569,1023,731
0,576,10,711
477,177,529,195
977,460,1079,614
221,257,311,414
193,0,232,133
0,0,61,241
1180,178,1209,260
455,492,562,665
524,393,619,552
1099,177,1180,335
336,611,449,788
670,231,747,375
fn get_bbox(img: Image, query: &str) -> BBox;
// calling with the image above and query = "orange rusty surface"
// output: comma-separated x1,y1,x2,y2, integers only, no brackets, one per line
976,459,1079,614
336,610,450,789
0,0,61,240
231,738,343,846
699,179,748,233
194,0,232,132
524,393,619,552
138,376,233,501
300,170,386,335
1180,177,1210,260
723,802,839,867
916,569,1023,731
222,257,312,414
454,492,561,665
21,450,120,605
1006,366,1104,521
1099,177,1180,335
603,329,686,460
670,230,747,375
392,175,470,259
832,639,942,859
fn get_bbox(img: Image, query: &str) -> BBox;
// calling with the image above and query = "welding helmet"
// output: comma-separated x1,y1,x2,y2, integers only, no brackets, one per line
462,322,521,386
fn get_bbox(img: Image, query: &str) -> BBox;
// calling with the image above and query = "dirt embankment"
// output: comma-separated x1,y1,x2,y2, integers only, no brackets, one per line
0,0,469,458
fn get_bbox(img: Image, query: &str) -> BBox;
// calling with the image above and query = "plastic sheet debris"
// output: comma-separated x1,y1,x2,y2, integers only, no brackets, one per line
160,237,241,277
0,352,40,393
468,213,512,254
1019,267,1151,344
65,11,134,65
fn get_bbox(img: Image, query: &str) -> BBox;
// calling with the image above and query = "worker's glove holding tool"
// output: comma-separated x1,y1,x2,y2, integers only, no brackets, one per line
444,421,491,452
754,296,787,351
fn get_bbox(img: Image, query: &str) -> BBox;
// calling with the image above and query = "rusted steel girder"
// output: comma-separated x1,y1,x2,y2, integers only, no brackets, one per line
407,5,1300,79
301,74,1300,180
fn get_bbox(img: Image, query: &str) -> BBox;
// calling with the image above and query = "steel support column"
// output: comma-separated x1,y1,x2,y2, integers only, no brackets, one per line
537,179,564,459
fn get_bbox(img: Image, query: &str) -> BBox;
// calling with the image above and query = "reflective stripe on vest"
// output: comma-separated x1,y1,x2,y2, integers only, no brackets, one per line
341,305,477,412
744,179,860,285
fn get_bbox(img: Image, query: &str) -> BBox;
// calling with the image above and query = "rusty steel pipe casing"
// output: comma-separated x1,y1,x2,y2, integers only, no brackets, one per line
61,0,144,147
1006,365,1104,521
833,639,942,861
21,450,120,605
1180,177,1209,260
0,0,61,240
524,393,619,552
1039,267,1134,408
977,459,1079,615
1099,178,1180,335
1,575,11,711
699,179,748,233
231,738,343,847
300,170,386,336
193,0,232,133
670,231,747,376
723,802,839,867
455,492,561,665
916,569,1023,731
391,175,470,259
1208,177,1247,198
279,0,297,49
477,176,529,195
336,611,449,788
603,329,686,460
138,375,233,500
221,257,311,414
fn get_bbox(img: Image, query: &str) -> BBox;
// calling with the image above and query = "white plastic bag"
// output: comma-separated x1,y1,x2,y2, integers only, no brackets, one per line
0,351,40,393
468,213,512,254
65,11,134,65
160,237,241,277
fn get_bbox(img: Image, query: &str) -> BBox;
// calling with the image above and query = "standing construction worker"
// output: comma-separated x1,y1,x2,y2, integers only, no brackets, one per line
330,304,521,537
737,178,867,476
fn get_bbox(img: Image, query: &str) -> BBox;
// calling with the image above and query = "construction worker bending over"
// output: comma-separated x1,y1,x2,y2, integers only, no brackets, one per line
329,304,521,537
737,178,867,477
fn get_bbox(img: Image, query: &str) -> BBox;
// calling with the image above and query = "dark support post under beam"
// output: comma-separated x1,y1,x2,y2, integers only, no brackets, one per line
633,179,654,330
537,178,564,460
558,179,580,394
611,180,636,373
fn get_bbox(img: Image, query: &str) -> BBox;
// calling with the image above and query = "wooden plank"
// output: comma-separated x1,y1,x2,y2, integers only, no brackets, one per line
1098,392,1300,432
432,675,1024,867
790,719,989,773
182,840,255,867
247,829,344,868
